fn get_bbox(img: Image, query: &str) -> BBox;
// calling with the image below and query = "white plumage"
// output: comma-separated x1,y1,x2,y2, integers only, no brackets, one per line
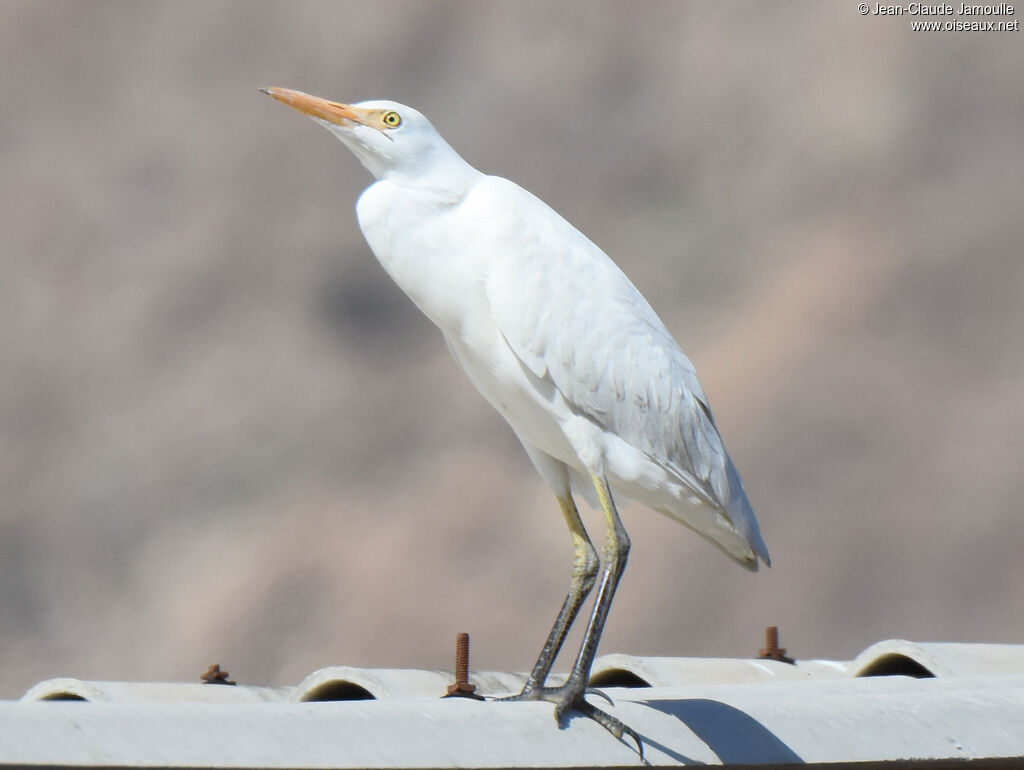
263,88,768,749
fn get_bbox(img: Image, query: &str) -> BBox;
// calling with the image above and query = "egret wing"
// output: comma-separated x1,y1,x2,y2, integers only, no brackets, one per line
479,179,714,490
477,177,767,563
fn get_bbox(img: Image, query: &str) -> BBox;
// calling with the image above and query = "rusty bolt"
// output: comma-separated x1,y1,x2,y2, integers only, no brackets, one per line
757,625,795,664
445,632,483,699
201,664,236,685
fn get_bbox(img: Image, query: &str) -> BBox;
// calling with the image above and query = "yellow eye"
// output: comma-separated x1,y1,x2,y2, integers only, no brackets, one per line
382,111,402,128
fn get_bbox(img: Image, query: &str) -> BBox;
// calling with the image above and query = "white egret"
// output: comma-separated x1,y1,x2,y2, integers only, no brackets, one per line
261,88,769,747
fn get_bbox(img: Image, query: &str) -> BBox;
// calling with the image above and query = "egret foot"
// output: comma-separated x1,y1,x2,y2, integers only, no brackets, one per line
499,683,644,760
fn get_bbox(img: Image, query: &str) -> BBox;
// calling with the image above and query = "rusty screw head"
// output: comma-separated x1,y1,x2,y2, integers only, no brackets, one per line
201,664,236,685
445,632,483,699
757,625,795,664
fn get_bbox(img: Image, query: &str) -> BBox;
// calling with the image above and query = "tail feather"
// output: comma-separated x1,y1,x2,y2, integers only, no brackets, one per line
720,453,770,568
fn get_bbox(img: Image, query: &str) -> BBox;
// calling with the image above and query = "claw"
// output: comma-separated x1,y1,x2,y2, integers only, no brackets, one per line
584,686,615,706
496,684,645,762
576,698,645,762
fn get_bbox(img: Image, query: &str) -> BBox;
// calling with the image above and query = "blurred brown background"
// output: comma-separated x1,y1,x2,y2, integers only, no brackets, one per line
1,1,1022,698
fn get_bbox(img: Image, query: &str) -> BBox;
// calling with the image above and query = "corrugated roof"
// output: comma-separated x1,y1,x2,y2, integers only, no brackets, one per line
4,639,1024,768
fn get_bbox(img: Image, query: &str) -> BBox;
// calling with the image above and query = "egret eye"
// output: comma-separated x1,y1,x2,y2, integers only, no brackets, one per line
382,111,402,128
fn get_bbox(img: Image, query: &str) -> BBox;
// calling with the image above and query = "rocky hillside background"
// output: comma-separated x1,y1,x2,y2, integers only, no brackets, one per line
1,2,1022,696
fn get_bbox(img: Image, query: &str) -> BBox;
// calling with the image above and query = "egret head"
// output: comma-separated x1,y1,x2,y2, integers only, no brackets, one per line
261,88,468,185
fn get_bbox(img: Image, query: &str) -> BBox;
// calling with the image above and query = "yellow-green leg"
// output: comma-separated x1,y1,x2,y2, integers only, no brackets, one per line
518,493,599,694
565,474,631,691
505,474,641,758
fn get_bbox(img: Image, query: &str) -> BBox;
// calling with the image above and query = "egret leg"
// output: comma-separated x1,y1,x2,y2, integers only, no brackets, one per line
503,474,641,758
518,494,599,695
565,473,631,690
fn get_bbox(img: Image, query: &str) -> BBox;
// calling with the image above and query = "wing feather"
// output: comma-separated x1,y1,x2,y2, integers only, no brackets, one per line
482,181,709,493
476,177,768,565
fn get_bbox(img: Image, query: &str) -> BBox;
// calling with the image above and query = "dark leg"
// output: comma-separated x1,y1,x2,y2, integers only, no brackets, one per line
511,494,599,694
504,474,641,757
563,473,631,696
